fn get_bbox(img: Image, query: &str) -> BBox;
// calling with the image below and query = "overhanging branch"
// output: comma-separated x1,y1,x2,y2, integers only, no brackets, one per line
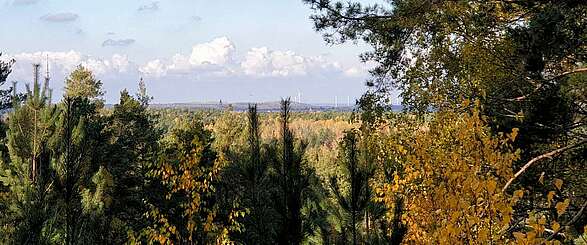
502,139,587,192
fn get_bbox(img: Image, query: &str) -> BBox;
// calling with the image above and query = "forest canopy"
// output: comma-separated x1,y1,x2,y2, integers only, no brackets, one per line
0,0,586,244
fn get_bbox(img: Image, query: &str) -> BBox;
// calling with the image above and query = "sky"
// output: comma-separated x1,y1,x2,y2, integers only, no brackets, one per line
0,0,379,104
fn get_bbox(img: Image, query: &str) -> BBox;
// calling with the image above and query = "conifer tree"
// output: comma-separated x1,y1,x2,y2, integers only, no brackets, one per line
64,65,104,104
51,68,107,244
136,77,152,107
219,104,278,244
103,89,160,242
51,97,92,245
275,98,309,245
0,53,18,110
329,130,371,245
0,64,59,243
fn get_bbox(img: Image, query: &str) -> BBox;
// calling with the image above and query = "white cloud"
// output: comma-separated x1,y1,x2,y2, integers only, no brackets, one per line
6,51,132,83
6,37,364,81
140,37,236,77
139,59,166,77
240,47,344,77
167,54,191,73
343,67,362,77
188,37,235,66
140,36,358,79
111,54,130,73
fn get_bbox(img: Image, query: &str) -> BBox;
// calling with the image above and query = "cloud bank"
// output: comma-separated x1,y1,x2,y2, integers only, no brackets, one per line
3,37,366,84
138,36,364,79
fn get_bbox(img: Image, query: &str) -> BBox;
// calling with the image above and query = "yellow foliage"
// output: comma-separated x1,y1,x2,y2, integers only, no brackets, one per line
378,108,520,244
555,199,570,216
553,178,563,191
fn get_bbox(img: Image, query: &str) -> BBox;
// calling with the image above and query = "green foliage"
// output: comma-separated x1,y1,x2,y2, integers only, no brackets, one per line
103,89,161,242
136,117,238,244
306,1,587,242
0,53,18,110
4,3,584,240
329,130,371,244
64,66,104,101
0,69,59,244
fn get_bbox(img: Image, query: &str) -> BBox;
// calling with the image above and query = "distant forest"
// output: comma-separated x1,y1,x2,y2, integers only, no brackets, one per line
1,0,586,244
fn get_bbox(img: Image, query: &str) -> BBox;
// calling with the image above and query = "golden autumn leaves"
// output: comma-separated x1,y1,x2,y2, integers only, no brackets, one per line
373,102,575,244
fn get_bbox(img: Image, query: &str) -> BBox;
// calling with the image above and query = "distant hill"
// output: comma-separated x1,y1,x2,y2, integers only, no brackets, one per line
146,101,403,112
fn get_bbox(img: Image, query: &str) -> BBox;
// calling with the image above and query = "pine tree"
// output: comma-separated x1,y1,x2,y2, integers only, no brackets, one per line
52,97,92,245
136,78,152,107
51,68,107,244
64,65,104,104
329,130,371,245
103,89,160,242
0,53,15,110
0,64,59,243
275,98,309,245
219,104,278,244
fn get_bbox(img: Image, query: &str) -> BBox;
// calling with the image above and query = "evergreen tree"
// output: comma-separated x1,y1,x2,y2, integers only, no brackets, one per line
64,65,104,103
136,77,152,107
103,89,160,242
51,68,107,244
329,130,371,245
219,105,278,244
0,64,59,244
0,53,21,110
51,97,94,244
274,98,309,245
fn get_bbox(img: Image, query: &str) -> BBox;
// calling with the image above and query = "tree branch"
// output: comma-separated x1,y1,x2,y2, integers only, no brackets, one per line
306,0,393,22
547,67,587,81
502,139,587,192
503,67,587,102
541,200,587,244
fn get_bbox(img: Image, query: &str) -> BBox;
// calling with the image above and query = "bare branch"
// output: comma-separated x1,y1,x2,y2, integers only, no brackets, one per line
547,67,587,81
502,139,587,192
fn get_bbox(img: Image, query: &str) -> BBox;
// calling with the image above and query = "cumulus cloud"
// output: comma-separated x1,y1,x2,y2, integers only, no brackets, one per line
5,51,132,84
102,39,136,47
138,37,363,79
139,59,166,77
138,1,159,11
140,37,236,77
12,0,40,5
241,47,343,77
189,37,235,66
40,12,78,22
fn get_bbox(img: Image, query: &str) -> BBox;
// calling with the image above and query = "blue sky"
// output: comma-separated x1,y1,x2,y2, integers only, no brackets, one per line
0,0,379,104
